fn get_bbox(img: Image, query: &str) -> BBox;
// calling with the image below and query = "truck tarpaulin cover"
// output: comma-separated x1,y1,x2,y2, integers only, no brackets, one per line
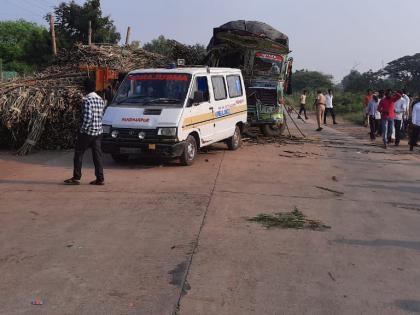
208,20,289,50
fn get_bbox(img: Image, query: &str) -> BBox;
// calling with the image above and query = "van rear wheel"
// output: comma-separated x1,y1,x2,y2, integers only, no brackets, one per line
180,135,197,166
227,126,242,150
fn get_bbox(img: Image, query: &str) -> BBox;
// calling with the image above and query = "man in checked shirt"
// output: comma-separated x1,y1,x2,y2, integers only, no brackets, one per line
65,79,105,185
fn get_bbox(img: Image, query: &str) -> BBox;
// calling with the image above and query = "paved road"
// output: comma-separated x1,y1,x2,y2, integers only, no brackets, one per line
1,118,420,315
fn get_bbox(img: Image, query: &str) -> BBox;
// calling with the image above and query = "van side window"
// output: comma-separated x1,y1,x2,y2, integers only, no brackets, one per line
226,75,243,98
192,76,209,102
211,76,227,101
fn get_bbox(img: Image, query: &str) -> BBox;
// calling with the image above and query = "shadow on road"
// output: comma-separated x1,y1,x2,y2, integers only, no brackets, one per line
395,299,420,313
335,239,420,251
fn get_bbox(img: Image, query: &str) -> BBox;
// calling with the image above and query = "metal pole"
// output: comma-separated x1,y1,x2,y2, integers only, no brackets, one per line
125,26,131,45
88,21,92,46
49,14,57,56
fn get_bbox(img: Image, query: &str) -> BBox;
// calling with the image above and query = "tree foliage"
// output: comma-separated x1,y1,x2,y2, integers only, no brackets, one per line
382,53,420,92
0,20,51,74
341,70,394,93
51,0,120,49
143,35,206,65
292,69,334,92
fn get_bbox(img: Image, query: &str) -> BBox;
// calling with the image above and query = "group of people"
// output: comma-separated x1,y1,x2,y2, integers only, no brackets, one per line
298,89,337,131
364,89,420,150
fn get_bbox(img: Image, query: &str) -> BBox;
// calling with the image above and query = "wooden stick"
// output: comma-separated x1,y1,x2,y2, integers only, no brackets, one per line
285,106,306,138
88,21,92,46
49,14,57,56
125,26,131,46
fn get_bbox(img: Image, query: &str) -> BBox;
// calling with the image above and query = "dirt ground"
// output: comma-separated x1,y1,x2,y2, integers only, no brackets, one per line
1,113,420,315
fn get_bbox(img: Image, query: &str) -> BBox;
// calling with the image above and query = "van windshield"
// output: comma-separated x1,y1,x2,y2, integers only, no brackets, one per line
113,73,191,107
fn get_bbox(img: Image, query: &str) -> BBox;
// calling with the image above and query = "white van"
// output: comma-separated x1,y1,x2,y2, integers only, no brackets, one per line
102,67,247,165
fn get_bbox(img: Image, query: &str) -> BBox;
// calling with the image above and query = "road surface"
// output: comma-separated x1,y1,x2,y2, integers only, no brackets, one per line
1,117,420,315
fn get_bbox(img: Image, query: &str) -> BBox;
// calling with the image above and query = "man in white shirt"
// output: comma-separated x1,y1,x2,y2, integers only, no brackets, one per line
410,97,420,151
401,90,410,138
393,91,406,146
324,89,337,125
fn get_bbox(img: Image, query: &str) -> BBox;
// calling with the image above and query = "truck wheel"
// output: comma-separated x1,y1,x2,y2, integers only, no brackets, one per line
180,135,197,166
260,118,286,137
111,154,129,163
227,125,242,150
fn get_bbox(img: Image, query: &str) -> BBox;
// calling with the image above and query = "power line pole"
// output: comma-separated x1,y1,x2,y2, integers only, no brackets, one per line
49,14,57,56
125,26,131,46
88,20,92,46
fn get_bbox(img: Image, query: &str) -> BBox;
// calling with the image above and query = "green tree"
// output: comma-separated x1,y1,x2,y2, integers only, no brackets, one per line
143,35,172,56
51,0,120,48
382,53,420,92
143,35,206,65
0,20,51,74
292,69,334,92
342,69,395,93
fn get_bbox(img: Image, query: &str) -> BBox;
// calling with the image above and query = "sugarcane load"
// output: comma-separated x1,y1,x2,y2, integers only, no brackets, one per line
206,20,293,136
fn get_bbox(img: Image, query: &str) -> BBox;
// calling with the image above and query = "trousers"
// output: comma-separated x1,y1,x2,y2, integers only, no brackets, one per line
324,108,336,124
73,132,104,181
316,105,326,128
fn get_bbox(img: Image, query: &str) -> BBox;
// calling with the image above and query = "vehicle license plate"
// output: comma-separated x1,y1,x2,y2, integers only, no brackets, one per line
120,147,142,154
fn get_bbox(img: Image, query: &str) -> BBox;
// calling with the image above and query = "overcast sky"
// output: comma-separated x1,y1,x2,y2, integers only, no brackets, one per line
2,0,420,81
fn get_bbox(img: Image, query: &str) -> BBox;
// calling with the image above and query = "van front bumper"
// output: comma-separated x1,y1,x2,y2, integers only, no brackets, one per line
101,139,185,158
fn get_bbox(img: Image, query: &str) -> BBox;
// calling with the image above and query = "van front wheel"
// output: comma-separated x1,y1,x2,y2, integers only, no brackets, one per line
227,126,242,150
180,135,197,166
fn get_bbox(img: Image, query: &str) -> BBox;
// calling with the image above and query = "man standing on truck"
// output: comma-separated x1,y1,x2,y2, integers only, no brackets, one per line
64,79,105,185
315,90,326,131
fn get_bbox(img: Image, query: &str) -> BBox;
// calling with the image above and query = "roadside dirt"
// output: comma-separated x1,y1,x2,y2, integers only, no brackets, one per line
1,114,419,315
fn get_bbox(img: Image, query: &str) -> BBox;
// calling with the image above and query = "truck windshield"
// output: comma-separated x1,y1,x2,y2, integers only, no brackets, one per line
113,73,191,107
253,52,284,77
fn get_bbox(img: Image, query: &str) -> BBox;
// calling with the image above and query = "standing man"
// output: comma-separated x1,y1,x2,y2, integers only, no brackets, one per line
298,90,308,119
410,95,420,151
315,90,326,131
393,91,407,146
378,89,401,149
65,79,105,185
363,89,373,127
367,94,379,140
401,89,411,138
324,89,337,125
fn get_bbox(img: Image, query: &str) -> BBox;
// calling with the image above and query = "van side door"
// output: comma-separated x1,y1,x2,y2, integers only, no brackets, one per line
183,75,214,144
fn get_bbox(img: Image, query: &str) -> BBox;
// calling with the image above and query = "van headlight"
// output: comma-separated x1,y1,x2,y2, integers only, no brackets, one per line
157,127,177,136
103,125,111,134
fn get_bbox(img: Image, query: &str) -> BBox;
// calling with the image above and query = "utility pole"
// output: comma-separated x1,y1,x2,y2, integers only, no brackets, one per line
125,26,131,46
49,14,57,56
88,21,92,46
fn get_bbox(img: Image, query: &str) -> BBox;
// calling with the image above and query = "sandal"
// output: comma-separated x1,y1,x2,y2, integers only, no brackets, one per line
64,178,80,185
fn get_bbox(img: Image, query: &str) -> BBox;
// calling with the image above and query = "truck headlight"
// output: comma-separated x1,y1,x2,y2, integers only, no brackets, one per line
111,130,119,138
103,125,111,134
157,127,177,136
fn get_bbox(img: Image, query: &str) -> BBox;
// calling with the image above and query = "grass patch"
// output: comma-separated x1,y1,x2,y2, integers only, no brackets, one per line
341,110,364,125
248,207,331,231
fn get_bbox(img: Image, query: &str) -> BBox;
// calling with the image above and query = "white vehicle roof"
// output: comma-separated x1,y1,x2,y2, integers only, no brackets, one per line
128,67,242,76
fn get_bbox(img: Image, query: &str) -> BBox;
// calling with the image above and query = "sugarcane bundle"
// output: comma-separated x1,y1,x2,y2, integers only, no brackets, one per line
0,44,168,154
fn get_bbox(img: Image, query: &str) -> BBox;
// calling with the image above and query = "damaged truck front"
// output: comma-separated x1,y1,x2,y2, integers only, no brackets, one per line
206,20,293,136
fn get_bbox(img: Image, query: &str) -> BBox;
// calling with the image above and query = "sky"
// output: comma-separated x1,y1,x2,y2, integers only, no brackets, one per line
2,0,420,81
